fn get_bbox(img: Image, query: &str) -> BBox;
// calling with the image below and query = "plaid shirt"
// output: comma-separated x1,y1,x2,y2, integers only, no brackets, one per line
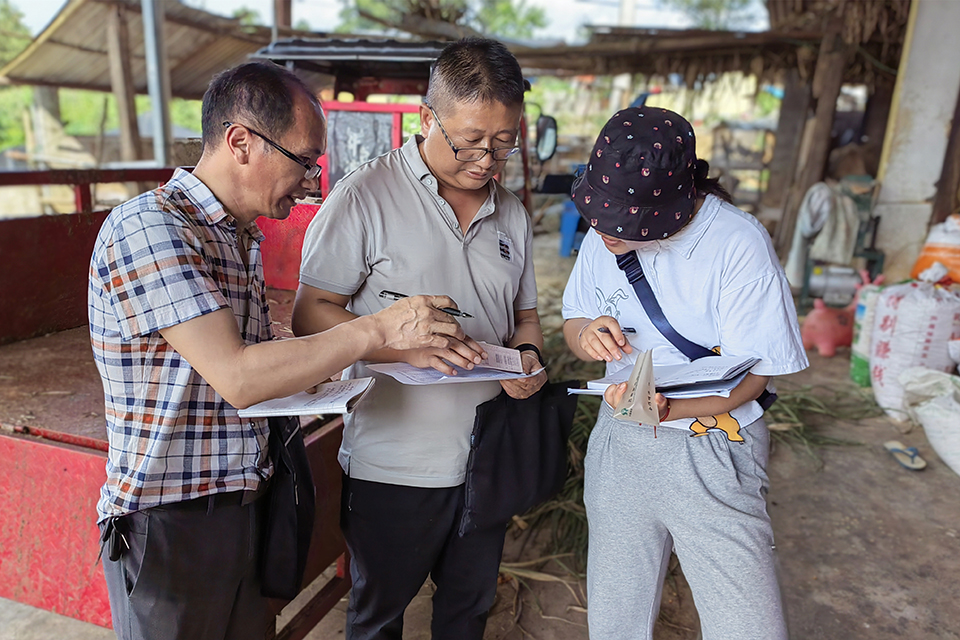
89,169,272,522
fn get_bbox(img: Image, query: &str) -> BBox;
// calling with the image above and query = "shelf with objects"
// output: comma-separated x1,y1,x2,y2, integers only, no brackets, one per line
783,170,885,315
709,120,776,215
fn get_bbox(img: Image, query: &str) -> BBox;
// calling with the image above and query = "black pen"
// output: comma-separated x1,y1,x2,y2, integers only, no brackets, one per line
598,326,637,334
378,290,474,318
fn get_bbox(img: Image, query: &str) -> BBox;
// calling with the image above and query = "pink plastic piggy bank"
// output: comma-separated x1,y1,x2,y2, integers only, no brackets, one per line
801,298,854,357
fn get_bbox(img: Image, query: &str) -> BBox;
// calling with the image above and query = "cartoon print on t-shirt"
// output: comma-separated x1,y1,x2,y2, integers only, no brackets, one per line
595,287,629,320
690,413,743,442
688,344,743,442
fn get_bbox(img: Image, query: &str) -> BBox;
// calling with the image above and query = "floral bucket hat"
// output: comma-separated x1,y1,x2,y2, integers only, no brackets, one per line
572,106,698,241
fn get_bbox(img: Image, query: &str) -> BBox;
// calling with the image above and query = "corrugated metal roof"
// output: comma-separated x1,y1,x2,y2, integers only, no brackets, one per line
0,0,318,100
251,38,444,82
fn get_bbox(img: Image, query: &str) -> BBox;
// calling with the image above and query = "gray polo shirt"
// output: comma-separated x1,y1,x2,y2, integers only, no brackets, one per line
300,135,538,487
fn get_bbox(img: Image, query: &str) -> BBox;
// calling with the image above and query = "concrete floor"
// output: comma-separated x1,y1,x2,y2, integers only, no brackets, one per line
768,351,960,640
0,597,112,640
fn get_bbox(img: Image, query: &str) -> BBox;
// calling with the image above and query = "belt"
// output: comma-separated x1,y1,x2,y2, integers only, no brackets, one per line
161,483,270,512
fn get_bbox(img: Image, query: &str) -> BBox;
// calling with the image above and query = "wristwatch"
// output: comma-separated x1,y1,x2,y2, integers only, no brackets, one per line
515,343,545,366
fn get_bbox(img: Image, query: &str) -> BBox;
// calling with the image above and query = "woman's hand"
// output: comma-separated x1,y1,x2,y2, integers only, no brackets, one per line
603,383,670,421
576,317,634,362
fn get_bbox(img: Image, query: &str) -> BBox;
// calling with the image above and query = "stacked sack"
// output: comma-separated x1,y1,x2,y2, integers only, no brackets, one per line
911,214,960,283
869,281,960,421
850,276,886,387
901,368,960,477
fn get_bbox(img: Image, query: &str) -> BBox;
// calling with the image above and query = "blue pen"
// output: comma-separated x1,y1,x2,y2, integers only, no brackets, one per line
378,290,474,318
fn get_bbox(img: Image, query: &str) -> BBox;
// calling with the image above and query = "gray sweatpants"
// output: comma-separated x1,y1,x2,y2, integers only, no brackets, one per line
583,403,788,640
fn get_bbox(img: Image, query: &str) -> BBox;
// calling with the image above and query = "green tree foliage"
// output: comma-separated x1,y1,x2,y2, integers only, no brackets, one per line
0,0,30,66
232,6,261,25
337,0,465,34
473,0,545,39
337,0,547,40
657,0,762,30
0,86,31,150
0,0,33,150
57,91,202,138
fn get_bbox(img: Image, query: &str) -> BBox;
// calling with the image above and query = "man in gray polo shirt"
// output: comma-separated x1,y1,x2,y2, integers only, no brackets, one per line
292,38,546,640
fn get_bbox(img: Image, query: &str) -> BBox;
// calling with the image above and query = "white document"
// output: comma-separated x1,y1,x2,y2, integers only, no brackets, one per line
238,377,375,418
611,350,660,425
367,362,544,385
475,342,524,373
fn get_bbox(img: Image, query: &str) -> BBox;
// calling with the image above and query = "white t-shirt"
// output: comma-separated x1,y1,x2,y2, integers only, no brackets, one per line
562,194,808,432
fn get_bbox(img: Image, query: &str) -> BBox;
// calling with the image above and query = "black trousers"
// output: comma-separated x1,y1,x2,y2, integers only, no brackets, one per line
341,475,507,640
101,492,270,640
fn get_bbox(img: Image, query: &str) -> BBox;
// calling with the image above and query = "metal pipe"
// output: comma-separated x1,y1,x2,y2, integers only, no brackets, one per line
141,0,172,167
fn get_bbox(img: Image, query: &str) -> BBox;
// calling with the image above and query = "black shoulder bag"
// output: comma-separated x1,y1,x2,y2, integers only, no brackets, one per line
458,379,581,537
260,415,316,600
616,251,776,410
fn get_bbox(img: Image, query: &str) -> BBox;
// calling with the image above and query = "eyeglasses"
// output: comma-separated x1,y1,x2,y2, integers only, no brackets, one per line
222,121,322,181
424,103,520,162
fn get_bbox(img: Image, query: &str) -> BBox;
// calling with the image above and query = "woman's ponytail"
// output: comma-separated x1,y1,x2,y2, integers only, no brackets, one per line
693,159,733,204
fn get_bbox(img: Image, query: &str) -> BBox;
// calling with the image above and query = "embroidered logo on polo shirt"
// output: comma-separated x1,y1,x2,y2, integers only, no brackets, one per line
498,231,513,262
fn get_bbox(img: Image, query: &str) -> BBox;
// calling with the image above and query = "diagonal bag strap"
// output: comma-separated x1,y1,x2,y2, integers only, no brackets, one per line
616,251,716,361
615,250,777,410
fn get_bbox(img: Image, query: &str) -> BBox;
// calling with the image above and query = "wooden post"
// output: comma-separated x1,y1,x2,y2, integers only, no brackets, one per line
860,75,895,177
274,0,291,29
775,31,852,255
107,4,142,163
763,68,811,210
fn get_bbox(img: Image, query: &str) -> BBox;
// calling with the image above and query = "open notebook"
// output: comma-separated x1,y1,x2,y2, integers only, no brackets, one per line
238,377,375,418
571,355,759,398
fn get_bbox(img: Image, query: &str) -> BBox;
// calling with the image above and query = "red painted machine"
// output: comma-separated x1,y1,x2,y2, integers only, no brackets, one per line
0,165,351,638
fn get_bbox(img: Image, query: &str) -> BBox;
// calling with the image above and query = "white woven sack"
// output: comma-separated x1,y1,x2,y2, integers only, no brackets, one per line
869,282,960,421
900,367,960,477
850,284,885,386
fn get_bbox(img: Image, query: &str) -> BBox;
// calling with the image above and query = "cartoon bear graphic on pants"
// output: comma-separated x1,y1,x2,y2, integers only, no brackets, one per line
690,413,743,443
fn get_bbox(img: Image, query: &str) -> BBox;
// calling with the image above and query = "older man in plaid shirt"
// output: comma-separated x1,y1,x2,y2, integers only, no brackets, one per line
88,62,484,640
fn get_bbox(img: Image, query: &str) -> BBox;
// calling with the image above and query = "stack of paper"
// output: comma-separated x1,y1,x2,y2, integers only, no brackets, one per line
366,342,545,385
571,355,760,399
367,362,543,385
238,377,375,417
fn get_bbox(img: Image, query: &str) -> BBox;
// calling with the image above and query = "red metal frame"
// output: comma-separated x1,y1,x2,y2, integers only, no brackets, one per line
258,101,419,290
0,434,111,627
317,101,419,195
0,172,353,633
0,167,177,214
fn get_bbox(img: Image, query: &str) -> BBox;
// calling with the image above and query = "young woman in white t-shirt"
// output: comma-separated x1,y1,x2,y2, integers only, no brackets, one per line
561,106,808,640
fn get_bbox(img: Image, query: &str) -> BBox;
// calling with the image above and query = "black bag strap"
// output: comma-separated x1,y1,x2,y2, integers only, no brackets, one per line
615,251,716,361
615,250,777,410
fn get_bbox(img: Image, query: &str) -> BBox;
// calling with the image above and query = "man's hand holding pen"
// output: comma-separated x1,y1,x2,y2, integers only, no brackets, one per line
373,292,487,376
379,290,474,318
